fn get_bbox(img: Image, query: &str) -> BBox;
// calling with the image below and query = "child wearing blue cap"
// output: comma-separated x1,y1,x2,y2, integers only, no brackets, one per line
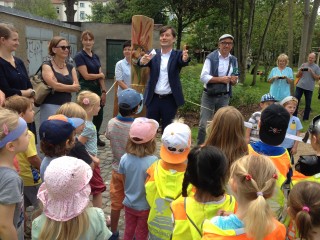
245,93,277,143
39,114,84,180
105,88,143,240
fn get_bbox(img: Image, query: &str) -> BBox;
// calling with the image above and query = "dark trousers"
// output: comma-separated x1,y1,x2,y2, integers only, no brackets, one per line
93,105,103,134
294,86,313,120
146,94,178,132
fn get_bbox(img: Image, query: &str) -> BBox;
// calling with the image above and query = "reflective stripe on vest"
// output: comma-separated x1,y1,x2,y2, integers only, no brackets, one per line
145,160,189,240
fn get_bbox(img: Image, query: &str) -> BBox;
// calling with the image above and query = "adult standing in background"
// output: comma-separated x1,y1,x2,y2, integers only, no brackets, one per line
74,30,107,147
138,26,190,131
0,23,34,99
115,40,131,96
267,53,293,102
40,36,80,124
197,34,238,145
0,23,37,137
294,52,320,121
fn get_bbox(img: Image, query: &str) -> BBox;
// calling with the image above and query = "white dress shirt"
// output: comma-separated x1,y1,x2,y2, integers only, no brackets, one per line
155,50,172,95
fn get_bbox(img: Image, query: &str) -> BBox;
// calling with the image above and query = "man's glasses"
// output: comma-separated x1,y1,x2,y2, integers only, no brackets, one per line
55,45,71,51
220,42,234,46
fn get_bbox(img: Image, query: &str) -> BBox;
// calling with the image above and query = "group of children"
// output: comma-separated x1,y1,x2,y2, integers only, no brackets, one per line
0,86,320,240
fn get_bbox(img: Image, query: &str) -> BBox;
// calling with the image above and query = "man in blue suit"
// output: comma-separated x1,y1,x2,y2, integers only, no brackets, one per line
138,26,190,131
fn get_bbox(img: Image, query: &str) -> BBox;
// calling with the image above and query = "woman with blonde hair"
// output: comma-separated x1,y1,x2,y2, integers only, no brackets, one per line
40,36,80,123
267,53,293,101
202,155,286,240
204,106,247,171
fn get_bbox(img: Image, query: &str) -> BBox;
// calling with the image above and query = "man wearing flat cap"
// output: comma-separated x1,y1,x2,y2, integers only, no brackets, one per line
197,34,239,145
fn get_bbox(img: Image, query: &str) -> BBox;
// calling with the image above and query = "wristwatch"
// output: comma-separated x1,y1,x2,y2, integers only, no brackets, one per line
101,90,107,94
30,89,36,97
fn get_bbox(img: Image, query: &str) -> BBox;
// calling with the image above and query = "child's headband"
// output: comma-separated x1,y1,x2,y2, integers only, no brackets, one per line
0,117,27,148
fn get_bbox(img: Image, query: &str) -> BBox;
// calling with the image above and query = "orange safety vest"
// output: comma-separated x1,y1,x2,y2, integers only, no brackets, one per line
171,195,237,240
202,218,286,240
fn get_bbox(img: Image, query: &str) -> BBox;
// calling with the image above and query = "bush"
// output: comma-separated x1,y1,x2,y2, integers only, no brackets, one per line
229,84,262,107
179,64,263,114
180,64,203,114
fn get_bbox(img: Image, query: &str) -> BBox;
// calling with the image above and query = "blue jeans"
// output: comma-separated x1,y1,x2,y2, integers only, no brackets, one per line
294,86,313,120
197,91,230,145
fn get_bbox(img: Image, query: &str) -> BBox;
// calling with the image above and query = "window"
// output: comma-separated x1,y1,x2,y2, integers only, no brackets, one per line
56,7,60,14
80,3,85,7
80,11,85,20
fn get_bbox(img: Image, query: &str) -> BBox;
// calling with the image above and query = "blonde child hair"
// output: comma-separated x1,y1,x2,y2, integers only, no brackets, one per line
205,106,248,168
56,102,87,120
287,181,320,240
126,138,156,158
0,108,21,147
38,212,89,240
4,95,32,114
77,90,100,112
230,154,278,240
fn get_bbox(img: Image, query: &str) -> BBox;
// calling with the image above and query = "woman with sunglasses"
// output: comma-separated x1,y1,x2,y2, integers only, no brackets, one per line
74,30,107,147
40,36,80,124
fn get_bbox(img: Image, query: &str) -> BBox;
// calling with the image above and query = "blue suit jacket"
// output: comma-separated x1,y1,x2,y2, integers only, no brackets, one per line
139,49,189,107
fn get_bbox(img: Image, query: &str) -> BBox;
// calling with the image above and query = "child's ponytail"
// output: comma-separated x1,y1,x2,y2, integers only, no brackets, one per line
230,155,278,240
288,181,320,240
295,207,313,240
243,177,276,240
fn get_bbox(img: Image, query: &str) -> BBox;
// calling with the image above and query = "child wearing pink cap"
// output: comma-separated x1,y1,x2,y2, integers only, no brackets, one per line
118,117,159,240
32,156,112,239
145,119,192,240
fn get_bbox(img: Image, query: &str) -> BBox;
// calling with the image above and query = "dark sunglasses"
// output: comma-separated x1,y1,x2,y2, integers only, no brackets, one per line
302,115,320,143
167,146,185,153
55,45,71,51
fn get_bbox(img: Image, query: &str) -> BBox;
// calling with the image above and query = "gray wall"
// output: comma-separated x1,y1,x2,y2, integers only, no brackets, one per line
81,22,161,77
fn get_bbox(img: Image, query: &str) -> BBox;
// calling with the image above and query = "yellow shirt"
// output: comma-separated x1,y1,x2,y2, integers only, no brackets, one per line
16,130,41,186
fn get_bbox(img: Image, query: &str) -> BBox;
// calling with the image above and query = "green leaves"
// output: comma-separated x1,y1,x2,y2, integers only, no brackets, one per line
14,0,58,20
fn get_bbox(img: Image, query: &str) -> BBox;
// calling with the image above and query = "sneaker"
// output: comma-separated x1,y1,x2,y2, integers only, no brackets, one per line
108,231,119,240
97,136,106,147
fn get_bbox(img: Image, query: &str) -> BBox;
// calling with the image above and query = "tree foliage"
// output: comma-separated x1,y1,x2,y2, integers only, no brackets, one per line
88,0,167,24
14,0,58,20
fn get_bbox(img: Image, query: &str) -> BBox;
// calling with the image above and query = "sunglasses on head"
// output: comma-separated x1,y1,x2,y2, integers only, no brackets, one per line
55,45,71,51
167,146,185,153
302,115,320,143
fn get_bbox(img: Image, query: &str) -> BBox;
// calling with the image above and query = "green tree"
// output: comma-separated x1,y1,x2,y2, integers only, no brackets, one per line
88,0,167,24
14,0,58,20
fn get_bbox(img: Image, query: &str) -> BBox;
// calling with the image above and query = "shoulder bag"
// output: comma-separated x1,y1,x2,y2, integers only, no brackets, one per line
206,58,232,96
30,63,53,106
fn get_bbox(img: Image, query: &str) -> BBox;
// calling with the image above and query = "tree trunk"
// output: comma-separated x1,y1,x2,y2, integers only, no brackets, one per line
176,16,183,49
306,0,320,54
64,0,77,22
298,0,310,67
251,0,277,86
288,0,294,95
